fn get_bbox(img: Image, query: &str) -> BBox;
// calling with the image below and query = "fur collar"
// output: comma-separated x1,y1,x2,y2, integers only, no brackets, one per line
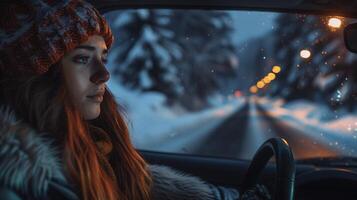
0,106,66,198
0,106,217,200
149,165,216,200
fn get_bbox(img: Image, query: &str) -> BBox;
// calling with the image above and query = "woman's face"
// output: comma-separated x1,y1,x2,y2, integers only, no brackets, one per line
61,35,109,120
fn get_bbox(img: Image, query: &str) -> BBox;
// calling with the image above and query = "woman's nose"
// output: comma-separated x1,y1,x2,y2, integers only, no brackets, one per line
90,60,110,84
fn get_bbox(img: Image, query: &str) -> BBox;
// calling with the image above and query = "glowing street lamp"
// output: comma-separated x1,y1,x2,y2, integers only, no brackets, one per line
257,81,265,89
250,86,258,94
263,76,271,84
268,73,276,80
234,90,242,97
328,17,342,28
300,49,311,59
272,65,281,73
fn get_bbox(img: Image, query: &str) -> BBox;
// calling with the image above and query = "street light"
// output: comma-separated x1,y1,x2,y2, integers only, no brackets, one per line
328,17,342,28
272,65,281,73
257,81,265,89
250,86,258,94
300,49,311,59
263,76,271,84
234,90,242,97
268,73,276,80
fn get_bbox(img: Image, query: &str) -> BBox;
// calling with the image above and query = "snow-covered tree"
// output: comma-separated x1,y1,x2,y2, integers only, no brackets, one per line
108,10,183,102
268,14,357,111
106,10,238,110
170,10,238,110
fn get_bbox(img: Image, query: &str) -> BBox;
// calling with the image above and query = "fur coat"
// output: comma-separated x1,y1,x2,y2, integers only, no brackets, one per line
0,107,239,200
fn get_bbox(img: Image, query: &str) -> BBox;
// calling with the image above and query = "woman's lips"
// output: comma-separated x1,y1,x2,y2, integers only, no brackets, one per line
87,94,104,103
87,90,105,103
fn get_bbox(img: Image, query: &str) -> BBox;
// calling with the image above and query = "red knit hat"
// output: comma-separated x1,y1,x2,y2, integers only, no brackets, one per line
0,0,114,76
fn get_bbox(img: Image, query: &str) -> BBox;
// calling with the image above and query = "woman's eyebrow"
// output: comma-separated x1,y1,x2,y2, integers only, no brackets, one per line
75,45,108,54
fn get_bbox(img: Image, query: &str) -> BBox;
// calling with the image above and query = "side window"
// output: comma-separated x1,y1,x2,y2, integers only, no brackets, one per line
104,9,357,160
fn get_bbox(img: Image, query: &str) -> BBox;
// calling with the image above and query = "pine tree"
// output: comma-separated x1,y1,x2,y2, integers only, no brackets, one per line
269,14,357,111
106,10,238,110
170,10,238,110
108,9,182,102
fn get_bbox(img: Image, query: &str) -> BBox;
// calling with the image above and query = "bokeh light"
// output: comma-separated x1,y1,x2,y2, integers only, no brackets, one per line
300,49,311,59
268,73,276,80
250,86,258,94
272,65,281,73
234,90,242,97
257,81,265,89
263,76,271,84
328,17,342,28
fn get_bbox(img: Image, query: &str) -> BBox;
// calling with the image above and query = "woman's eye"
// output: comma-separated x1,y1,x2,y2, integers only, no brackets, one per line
73,55,90,64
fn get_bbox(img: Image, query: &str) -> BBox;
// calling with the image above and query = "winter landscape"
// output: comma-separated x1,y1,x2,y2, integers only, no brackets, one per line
104,9,357,160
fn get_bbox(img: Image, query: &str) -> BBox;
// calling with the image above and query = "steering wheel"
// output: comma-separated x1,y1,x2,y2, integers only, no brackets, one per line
241,138,295,200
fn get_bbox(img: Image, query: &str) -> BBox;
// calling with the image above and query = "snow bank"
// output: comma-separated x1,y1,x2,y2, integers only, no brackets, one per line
107,77,246,150
259,97,357,156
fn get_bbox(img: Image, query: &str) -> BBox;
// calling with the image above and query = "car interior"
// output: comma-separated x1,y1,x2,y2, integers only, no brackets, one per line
88,0,357,199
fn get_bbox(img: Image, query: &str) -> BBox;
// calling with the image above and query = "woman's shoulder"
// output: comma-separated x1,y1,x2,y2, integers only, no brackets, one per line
0,106,68,199
149,164,217,200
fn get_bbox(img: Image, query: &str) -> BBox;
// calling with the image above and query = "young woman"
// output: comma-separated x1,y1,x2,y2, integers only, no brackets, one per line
0,1,268,199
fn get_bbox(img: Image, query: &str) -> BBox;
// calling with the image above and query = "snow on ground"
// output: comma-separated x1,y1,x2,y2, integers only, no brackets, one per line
258,97,357,156
107,77,246,150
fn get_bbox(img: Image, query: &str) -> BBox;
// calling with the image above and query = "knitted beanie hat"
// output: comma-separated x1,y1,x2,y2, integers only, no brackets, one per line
0,0,113,77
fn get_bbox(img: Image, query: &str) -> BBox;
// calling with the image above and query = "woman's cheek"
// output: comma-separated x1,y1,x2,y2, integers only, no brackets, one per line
72,73,90,104
64,64,89,106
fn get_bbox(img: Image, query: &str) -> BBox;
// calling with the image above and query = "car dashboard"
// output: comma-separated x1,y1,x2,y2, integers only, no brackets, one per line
141,150,357,200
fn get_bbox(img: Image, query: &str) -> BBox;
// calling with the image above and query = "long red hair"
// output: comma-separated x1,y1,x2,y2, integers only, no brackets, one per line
0,64,152,200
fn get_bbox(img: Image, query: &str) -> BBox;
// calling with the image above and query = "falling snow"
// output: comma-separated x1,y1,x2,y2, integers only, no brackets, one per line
104,9,357,162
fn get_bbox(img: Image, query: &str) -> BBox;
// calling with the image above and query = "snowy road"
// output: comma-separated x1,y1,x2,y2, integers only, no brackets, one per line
193,97,341,160
135,99,247,153
131,94,355,160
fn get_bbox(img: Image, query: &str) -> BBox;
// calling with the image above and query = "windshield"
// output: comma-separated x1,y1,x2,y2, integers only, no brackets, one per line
104,9,357,161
